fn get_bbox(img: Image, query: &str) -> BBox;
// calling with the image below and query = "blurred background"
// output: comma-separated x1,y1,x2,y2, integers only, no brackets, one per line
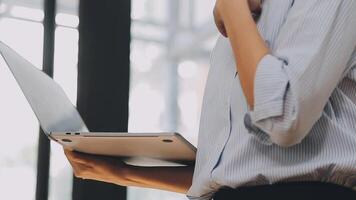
0,0,218,199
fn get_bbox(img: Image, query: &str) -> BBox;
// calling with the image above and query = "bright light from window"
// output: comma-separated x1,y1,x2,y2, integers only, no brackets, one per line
1,2,77,200
53,27,78,104
56,13,79,27
131,48,153,72
131,0,147,20
129,83,165,132
48,144,73,200
0,18,44,67
144,43,161,60
131,42,162,73
10,6,44,21
0,18,42,200
178,60,198,79
0,166,36,199
178,91,198,130
0,3,7,14
49,26,79,200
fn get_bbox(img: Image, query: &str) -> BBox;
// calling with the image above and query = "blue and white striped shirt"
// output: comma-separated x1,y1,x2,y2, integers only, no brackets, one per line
187,0,356,199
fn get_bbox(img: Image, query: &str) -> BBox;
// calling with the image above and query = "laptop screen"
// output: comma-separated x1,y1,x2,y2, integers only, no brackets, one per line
0,41,88,134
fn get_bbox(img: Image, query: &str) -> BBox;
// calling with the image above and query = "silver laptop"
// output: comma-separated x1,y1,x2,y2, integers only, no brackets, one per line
0,41,196,166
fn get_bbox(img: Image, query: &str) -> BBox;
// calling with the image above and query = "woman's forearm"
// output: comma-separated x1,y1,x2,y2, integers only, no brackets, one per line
120,165,194,194
64,150,194,194
218,0,269,109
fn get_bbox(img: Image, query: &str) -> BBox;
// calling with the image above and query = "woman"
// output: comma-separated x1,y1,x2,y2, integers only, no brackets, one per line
65,0,356,199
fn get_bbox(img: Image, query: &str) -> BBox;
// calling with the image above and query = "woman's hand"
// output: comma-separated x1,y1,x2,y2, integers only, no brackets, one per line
214,0,262,37
64,149,131,186
64,149,194,193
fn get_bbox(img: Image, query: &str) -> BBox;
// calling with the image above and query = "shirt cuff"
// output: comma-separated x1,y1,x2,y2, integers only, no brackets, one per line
250,54,289,124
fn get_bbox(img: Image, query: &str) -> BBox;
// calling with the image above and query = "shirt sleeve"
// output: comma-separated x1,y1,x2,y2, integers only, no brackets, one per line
247,0,356,147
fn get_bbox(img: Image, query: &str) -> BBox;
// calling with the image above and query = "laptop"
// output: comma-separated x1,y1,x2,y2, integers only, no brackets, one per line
0,41,196,166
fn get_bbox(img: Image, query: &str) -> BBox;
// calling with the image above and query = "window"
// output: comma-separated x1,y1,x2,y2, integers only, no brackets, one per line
0,1,219,199
50,1,79,199
0,1,79,199
129,0,218,199
0,1,43,199
50,1,79,200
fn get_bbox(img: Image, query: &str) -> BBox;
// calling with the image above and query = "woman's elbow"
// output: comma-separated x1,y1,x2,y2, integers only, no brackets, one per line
251,96,320,148
267,118,311,148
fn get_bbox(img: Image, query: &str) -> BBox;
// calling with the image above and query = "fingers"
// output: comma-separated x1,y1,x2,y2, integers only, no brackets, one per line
64,149,94,179
64,149,86,164
63,148,127,174
64,149,98,167
72,162,91,179
63,149,129,185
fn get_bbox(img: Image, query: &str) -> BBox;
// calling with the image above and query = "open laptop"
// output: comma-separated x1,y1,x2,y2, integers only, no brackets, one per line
0,41,196,166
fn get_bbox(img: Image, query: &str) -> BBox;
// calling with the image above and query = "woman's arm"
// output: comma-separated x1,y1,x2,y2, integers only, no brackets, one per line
216,0,356,147
214,0,269,109
64,150,194,194
127,164,194,193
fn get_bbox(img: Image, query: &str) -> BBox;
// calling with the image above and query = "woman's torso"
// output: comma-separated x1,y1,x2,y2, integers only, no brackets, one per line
187,0,356,199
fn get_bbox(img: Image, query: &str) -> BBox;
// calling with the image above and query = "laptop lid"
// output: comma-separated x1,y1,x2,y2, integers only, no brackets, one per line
0,41,88,134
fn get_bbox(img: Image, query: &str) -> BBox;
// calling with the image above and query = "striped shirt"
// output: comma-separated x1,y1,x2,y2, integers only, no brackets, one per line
187,0,356,199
